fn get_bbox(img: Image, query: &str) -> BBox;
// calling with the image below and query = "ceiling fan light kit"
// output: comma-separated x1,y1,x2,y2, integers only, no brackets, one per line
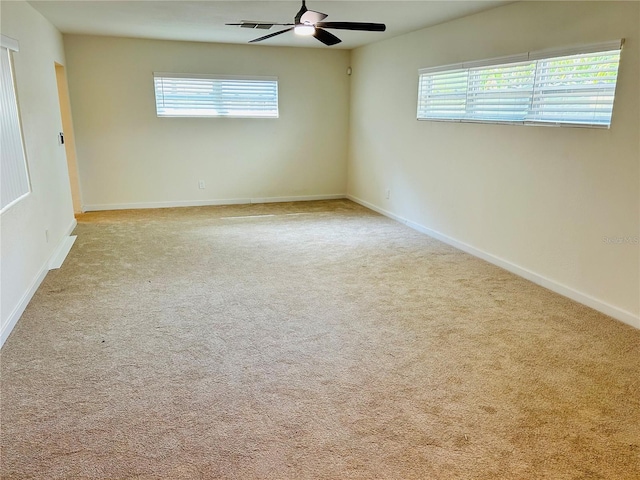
294,24,315,36
226,0,386,46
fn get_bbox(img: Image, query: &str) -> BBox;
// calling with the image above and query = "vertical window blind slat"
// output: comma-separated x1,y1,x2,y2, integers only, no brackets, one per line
1,46,30,212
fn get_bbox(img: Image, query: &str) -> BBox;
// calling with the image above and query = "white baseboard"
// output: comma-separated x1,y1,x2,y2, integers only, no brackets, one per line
49,235,76,269
1,218,78,348
347,194,639,330
0,263,48,348
83,194,347,212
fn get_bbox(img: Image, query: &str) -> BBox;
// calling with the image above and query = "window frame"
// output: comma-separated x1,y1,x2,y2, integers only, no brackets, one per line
153,72,280,119
417,40,624,129
1,34,31,214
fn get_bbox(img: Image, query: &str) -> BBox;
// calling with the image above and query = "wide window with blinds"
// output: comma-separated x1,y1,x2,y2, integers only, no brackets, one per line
153,73,278,118
417,40,623,128
1,35,30,213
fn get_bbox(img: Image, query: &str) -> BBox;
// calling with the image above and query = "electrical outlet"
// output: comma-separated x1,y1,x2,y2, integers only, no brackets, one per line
386,189,391,199
198,180,205,189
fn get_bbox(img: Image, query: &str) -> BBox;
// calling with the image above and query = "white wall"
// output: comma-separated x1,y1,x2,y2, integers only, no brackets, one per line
348,1,639,326
0,1,76,345
63,35,350,210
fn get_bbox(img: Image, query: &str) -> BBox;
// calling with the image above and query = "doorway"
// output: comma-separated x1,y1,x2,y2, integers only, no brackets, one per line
54,63,82,214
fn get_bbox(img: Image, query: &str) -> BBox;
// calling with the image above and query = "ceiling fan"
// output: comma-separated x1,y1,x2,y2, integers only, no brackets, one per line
226,0,386,46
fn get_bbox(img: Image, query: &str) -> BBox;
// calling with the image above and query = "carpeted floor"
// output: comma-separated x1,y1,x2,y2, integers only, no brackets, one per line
1,199,639,479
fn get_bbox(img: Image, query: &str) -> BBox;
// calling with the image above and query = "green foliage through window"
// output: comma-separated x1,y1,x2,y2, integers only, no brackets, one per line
418,46,621,127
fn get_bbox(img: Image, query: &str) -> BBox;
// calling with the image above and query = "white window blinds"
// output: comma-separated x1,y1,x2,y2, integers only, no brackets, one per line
417,69,469,120
153,73,279,118
417,40,623,128
1,36,30,213
466,61,536,122
528,50,620,126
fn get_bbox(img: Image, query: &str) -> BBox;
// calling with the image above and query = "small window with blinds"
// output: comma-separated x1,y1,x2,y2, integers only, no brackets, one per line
417,40,623,128
1,35,30,214
153,73,278,118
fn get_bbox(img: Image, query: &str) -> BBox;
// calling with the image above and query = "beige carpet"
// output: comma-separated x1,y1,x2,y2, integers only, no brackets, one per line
1,199,639,479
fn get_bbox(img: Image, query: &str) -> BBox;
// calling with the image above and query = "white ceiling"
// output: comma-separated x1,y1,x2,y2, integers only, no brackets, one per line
28,1,511,49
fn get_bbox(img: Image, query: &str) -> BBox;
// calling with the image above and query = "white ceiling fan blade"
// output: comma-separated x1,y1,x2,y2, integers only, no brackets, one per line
300,10,328,24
